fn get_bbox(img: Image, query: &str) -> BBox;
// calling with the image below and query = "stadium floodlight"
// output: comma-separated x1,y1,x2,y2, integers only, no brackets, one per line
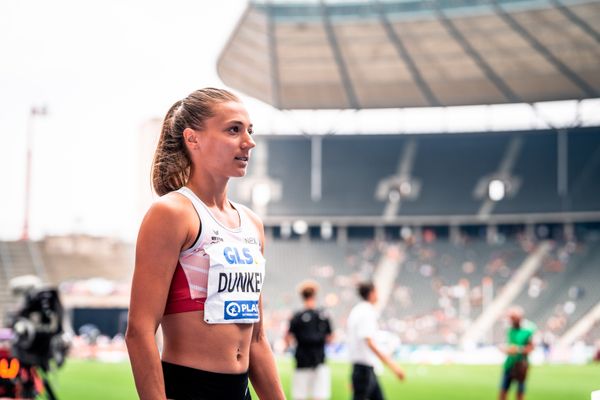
320,221,333,240
292,220,308,235
280,221,292,239
376,177,421,203
399,181,412,196
252,182,272,207
488,179,506,201
388,188,401,203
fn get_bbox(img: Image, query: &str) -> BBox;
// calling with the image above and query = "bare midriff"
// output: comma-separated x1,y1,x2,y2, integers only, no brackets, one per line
161,311,253,374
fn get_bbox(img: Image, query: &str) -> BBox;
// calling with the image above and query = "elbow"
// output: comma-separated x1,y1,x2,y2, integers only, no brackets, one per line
125,322,146,348
124,327,136,349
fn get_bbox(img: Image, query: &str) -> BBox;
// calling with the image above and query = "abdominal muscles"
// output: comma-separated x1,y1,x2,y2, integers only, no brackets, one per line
160,311,253,374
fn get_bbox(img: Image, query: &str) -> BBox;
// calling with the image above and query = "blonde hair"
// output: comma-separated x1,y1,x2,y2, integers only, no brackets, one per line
151,88,240,196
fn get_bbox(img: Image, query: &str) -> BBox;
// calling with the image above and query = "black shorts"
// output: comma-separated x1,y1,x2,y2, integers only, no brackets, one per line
351,363,384,400
162,361,252,400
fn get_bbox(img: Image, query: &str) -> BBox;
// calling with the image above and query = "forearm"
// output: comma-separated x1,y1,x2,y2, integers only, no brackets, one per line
506,343,533,355
126,331,166,400
366,338,392,368
376,349,396,370
284,333,294,351
249,338,285,400
366,338,403,376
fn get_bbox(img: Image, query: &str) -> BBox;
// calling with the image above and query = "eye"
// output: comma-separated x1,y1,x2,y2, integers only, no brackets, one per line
248,127,254,135
228,126,240,134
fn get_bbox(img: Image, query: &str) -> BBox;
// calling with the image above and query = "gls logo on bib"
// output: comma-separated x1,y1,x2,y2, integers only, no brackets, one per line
223,246,256,265
224,300,259,320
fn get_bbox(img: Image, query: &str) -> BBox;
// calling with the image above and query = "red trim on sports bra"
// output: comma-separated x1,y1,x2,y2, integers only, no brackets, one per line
164,262,205,315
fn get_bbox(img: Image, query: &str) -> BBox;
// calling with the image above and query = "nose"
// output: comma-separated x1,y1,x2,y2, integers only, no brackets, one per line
241,131,256,150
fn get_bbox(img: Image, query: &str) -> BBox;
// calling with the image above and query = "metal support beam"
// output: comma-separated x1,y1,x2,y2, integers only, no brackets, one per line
374,1,441,106
319,0,360,109
435,2,520,103
557,128,569,197
311,136,322,201
551,0,600,45
492,0,598,98
266,4,282,108
263,210,600,228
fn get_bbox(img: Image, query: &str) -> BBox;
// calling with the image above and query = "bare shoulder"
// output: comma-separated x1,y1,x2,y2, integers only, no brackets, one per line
138,191,197,249
144,191,193,222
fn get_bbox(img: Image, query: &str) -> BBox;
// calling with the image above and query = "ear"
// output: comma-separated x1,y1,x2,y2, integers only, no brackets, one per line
183,128,199,150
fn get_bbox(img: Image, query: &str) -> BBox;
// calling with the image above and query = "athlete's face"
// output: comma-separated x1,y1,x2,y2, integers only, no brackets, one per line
191,101,255,178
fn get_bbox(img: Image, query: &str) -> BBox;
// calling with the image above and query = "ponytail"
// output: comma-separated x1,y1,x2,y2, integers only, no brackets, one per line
151,100,190,196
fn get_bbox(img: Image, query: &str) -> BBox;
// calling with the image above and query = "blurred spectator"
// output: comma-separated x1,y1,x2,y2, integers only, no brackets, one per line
347,282,405,400
285,280,333,400
499,306,536,400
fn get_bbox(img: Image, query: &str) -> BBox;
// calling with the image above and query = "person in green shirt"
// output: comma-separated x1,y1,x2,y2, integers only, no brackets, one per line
499,306,536,400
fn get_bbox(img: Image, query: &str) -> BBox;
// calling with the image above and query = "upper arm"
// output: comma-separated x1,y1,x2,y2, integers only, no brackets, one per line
128,196,194,334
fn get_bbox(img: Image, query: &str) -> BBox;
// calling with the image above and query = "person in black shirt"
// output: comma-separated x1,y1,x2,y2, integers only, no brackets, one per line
285,280,333,400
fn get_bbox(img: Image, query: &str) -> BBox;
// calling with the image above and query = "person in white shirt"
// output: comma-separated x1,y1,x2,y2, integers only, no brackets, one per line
346,282,405,400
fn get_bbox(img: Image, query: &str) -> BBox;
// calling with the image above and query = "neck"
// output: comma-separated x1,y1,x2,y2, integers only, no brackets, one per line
304,299,317,309
187,170,229,209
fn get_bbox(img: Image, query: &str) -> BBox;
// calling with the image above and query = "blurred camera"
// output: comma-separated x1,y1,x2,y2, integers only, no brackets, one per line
0,275,71,399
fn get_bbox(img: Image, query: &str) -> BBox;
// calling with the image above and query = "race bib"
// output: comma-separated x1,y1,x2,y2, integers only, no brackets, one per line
203,241,265,324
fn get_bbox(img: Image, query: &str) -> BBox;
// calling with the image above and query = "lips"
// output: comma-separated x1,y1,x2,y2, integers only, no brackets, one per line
235,156,249,162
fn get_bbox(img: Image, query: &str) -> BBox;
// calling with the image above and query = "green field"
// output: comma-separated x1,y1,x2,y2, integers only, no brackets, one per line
49,358,599,399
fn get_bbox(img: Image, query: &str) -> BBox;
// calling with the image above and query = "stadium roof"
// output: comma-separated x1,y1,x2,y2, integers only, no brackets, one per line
217,0,600,109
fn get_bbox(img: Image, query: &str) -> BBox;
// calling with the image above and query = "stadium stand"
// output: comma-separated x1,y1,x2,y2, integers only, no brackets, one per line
0,236,133,332
0,240,47,317
263,224,600,348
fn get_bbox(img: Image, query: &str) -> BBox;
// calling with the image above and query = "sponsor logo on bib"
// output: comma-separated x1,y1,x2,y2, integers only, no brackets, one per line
223,246,255,265
224,300,259,320
244,237,258,245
